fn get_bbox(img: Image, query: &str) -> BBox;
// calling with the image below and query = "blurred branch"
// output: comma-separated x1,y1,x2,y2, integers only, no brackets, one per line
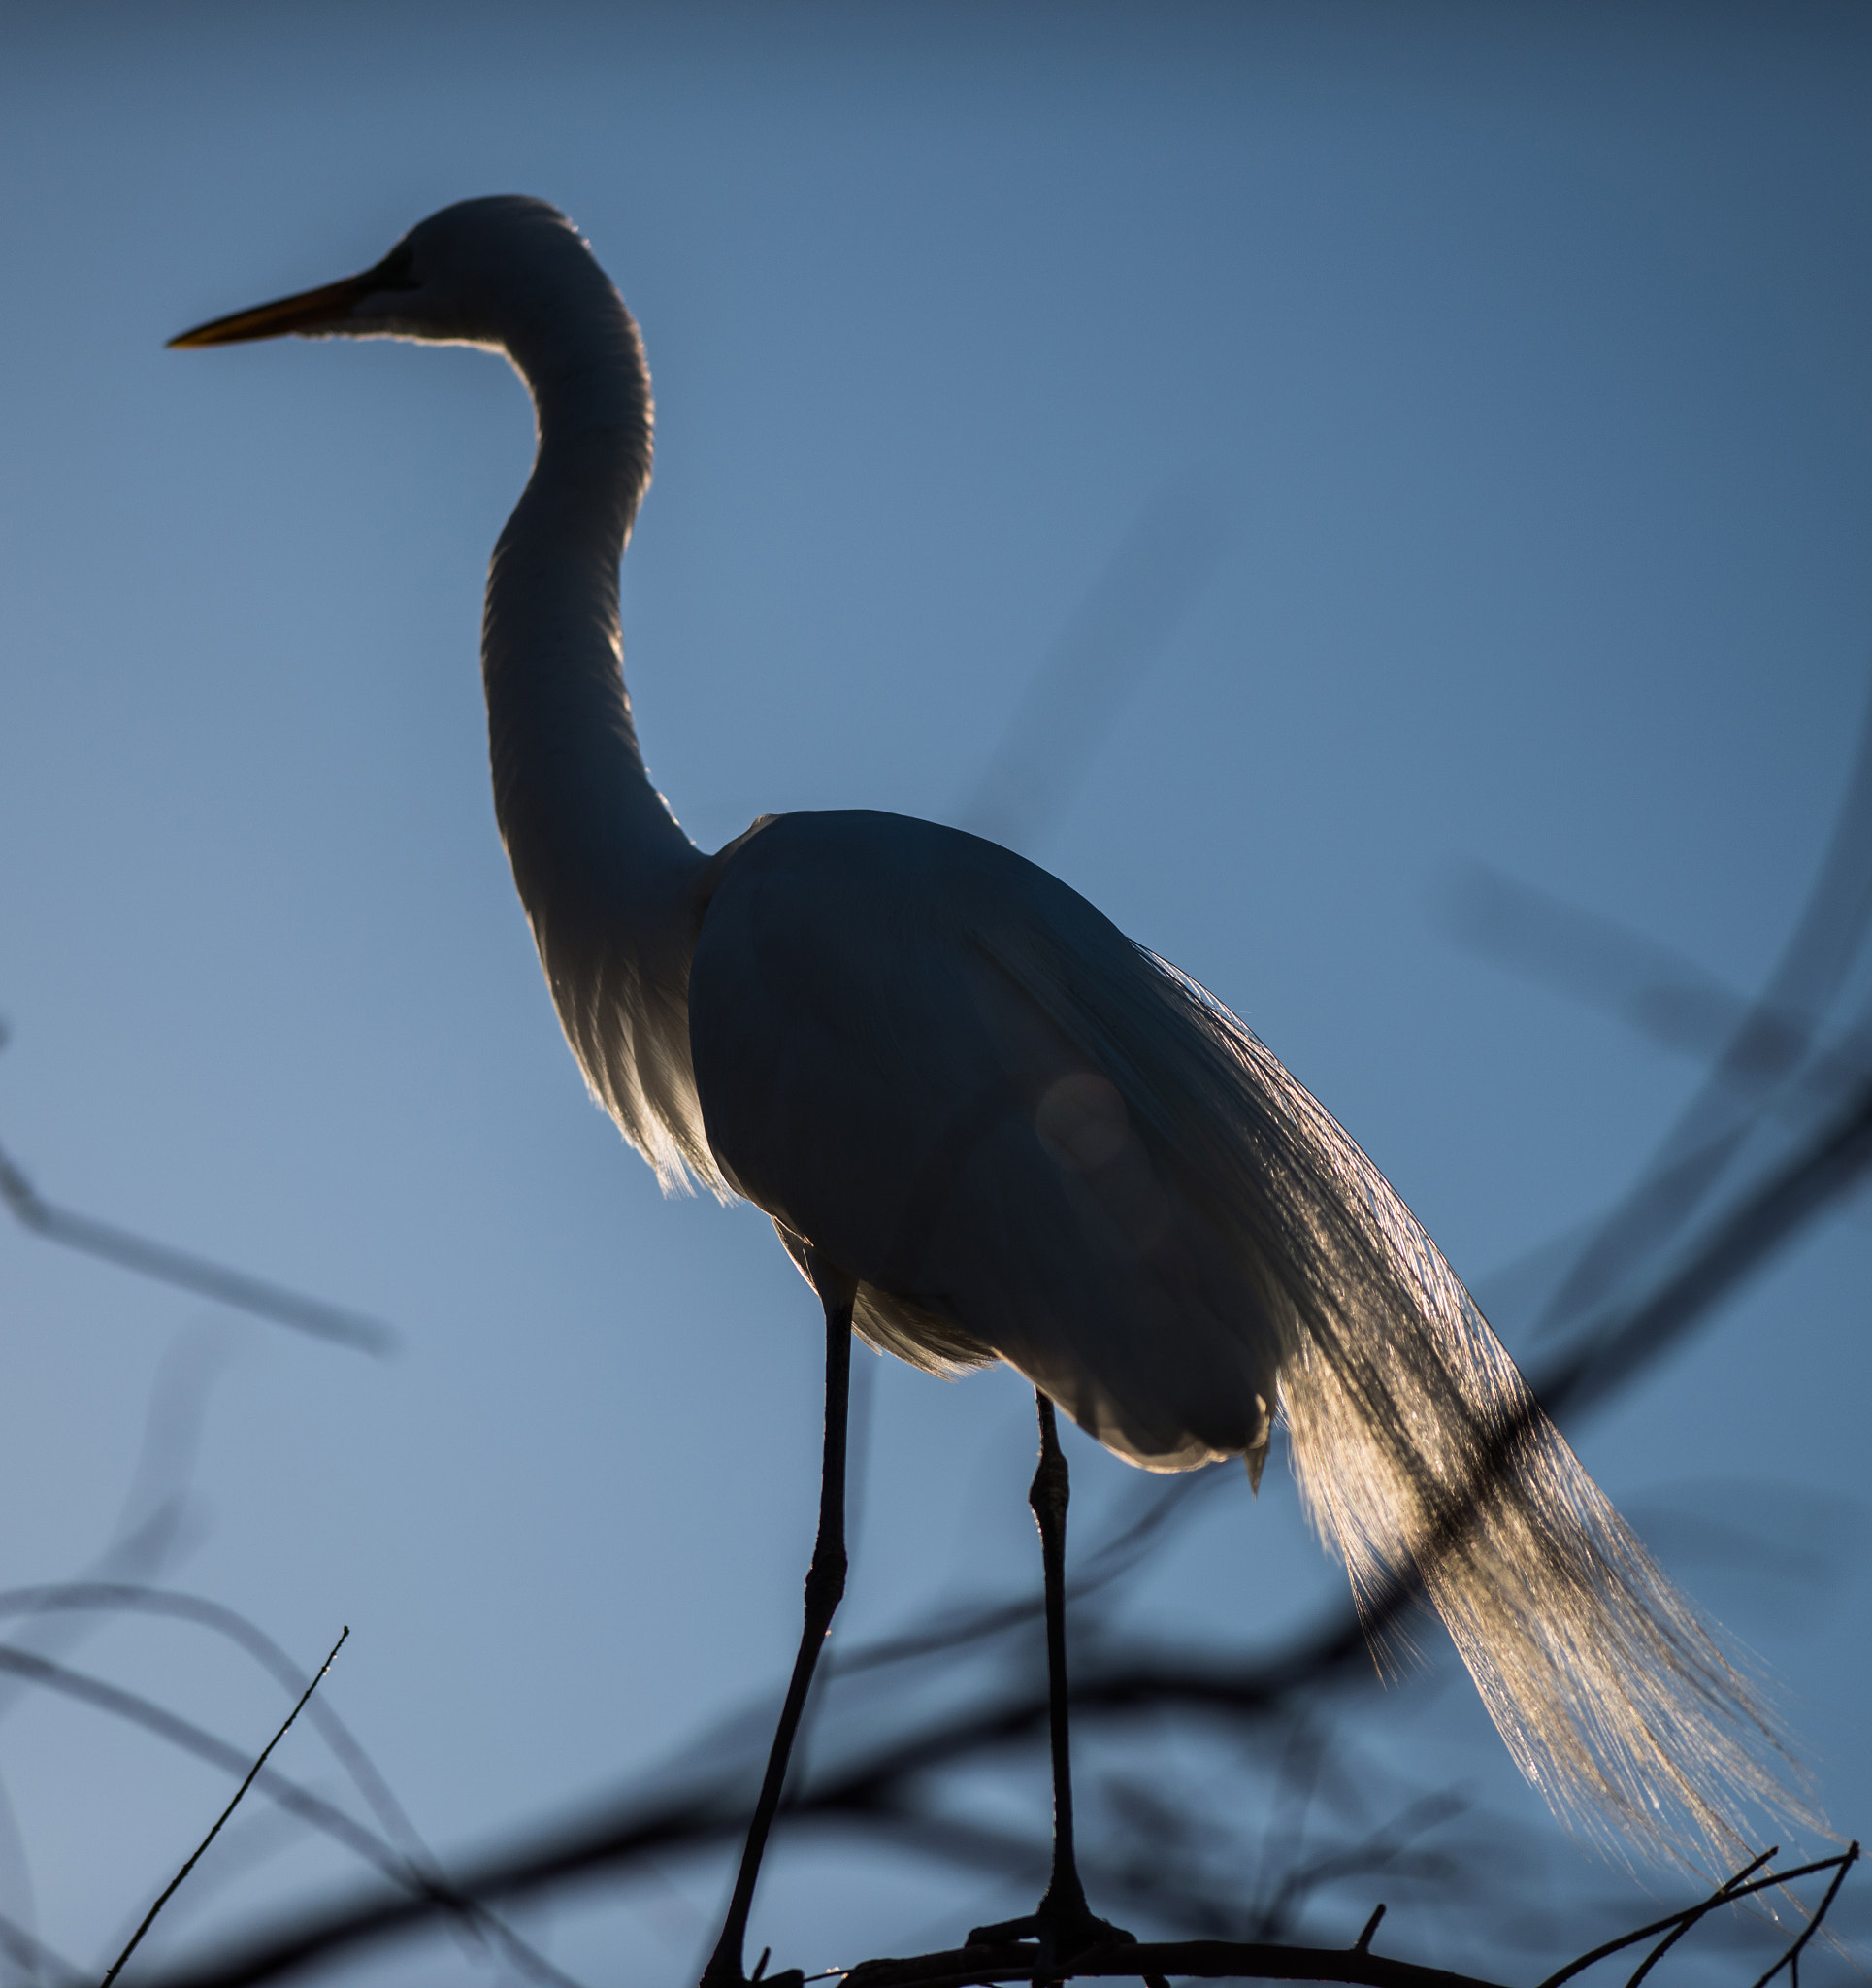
0,1137,391,1351
0,1905,83,1988
1442,866,1872,1183
831,1468,1227,1678
958,476,1232,857
0,1022,392,1358
1534,687,1872,1331
0,1133,392,1356
1538,1074,1872,1418
0,1642,418,1884
0,1334,234,1746
0,1585,426,1872
1441,866,1787,1072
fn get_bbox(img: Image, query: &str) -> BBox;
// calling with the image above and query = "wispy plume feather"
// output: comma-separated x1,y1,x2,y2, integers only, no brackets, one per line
1151,950,1818,1865
1009,913,1819,1867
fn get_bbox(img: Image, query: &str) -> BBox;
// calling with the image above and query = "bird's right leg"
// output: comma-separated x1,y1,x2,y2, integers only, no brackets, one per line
966,1392,1136,1971
700,1254,856,1988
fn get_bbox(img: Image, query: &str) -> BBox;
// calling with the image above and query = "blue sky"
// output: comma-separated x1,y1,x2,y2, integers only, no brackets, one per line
0,4,1869,1982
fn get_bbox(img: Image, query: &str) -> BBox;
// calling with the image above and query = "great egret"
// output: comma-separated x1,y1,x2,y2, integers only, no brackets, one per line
172,197,1806,1984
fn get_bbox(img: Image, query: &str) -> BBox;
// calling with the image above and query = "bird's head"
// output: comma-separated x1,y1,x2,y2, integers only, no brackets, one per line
168,196,606,354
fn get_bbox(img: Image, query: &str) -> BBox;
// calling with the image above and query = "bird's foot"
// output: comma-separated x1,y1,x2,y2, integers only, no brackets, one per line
699,1948,803,1988
965,1895,1136,1971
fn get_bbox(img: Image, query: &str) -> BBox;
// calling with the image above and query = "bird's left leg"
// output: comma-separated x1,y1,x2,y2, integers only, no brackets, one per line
967,1392,1135,1971
700,1254,856,1988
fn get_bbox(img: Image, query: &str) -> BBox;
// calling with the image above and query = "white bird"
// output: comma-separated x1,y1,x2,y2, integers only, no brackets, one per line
173,197,1806,1983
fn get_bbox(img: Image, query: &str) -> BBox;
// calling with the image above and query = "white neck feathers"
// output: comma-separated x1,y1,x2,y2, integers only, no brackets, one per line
478,240,723,1195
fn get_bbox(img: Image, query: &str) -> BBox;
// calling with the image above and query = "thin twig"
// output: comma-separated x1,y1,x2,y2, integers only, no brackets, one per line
0,1585,421,1866
0,1637,585,1988
1534,1849,1851,1988
1621,1850,1777,1988
100,1629,347,1988
1745,1842,1859,1988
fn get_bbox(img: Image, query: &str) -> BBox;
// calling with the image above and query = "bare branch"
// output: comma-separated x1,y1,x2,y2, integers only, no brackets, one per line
837,1932,1513,1988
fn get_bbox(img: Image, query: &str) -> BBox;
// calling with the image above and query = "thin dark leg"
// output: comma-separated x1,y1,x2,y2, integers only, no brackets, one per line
967,1393,1132,1968
700,1260,855,1988
1032,1393,1094,1940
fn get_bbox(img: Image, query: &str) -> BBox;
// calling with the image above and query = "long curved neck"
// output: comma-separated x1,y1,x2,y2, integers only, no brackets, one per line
482,287,703,938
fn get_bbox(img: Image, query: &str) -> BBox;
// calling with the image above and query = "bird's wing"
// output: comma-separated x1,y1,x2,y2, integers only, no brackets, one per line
688,810,1281,1472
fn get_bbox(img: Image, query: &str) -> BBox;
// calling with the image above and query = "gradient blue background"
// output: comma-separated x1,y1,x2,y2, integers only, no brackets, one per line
0,4,1867,1982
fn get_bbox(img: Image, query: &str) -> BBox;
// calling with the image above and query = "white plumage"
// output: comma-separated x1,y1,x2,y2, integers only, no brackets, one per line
174,194,1810,1872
